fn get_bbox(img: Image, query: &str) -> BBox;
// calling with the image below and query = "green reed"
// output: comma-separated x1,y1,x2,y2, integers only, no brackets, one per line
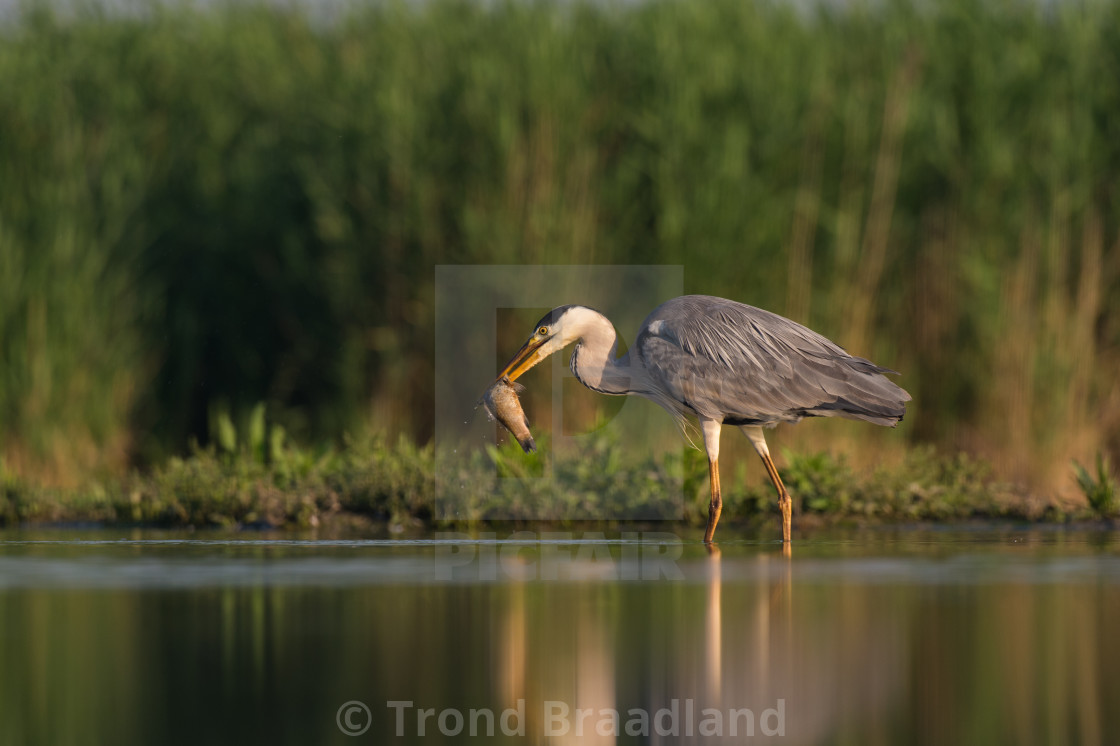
1,0,1117,501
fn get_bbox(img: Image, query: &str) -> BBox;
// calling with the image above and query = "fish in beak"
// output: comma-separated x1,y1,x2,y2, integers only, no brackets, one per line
480,376,536,453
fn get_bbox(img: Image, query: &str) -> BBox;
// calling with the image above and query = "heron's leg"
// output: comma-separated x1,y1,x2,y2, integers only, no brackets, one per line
700,419,723,544
704,458,722,543
741,426,793,543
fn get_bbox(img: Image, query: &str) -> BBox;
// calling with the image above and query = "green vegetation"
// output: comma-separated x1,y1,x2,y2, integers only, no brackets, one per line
2,0,1119,513
0,432,430,530
1073,453,1118,518
0,433,1075,530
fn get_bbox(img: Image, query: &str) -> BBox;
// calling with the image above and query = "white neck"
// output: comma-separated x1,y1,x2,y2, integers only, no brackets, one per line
560,307,634,395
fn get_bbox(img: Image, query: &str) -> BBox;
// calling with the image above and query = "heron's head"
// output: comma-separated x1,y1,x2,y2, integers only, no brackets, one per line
496,305,604,382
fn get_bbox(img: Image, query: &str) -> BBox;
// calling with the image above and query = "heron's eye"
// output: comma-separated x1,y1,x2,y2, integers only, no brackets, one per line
537,326,549,336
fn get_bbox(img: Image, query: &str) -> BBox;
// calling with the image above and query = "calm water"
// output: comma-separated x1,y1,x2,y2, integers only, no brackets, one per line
1,525,1118,745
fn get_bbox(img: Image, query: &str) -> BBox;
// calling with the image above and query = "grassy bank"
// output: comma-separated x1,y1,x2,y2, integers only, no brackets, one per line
1,433,1111,532
2,0,1119,497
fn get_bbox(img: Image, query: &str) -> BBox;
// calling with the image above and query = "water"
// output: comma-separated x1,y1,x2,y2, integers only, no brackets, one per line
1,525,1118,745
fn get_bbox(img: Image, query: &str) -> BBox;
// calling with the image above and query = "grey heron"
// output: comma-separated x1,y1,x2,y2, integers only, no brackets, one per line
496,295,911,544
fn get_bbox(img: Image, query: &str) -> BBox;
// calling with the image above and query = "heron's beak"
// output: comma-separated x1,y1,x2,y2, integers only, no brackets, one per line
497,336,549,383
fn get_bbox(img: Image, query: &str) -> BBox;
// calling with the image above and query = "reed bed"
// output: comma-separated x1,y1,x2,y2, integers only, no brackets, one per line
1,0,1118,503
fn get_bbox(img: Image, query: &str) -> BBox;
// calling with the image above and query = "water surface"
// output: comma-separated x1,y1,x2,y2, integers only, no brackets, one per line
1,525,1117,744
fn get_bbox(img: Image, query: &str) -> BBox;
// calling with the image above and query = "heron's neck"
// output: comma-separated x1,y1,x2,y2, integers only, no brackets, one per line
567,312,634,396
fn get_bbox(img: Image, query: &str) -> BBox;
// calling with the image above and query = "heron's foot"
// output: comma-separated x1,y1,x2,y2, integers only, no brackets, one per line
703,502,722,544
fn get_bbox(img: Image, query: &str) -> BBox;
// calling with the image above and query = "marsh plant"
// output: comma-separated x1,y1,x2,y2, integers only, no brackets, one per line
0,428,1050,530
1073,454,1118,518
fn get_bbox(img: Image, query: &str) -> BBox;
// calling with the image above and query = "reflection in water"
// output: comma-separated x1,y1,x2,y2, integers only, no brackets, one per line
706,544,722,699
1,529,1118,744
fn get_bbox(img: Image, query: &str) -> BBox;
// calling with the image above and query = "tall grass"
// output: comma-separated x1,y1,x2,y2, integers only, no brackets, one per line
1,0,1118,499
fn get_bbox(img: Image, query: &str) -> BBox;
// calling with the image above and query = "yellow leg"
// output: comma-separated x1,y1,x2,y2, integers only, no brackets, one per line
703,457,722,544
758,449,792,543
740,426,793,544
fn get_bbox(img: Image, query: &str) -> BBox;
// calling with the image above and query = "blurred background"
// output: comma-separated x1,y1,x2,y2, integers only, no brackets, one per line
1,0,1117,500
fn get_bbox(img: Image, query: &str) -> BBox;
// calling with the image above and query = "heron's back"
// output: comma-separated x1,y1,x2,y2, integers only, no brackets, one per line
634,295,911,427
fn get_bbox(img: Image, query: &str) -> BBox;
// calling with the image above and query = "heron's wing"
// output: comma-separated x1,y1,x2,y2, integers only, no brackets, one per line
634,296,910,426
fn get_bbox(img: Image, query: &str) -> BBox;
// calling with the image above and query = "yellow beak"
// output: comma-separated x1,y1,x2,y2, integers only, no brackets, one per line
496,336,548,383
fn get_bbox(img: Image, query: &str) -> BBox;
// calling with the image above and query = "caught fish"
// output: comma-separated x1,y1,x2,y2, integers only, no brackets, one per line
480,377,537,453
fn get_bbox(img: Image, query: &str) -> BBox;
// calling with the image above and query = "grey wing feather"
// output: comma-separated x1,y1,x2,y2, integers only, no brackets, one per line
634,295,911,427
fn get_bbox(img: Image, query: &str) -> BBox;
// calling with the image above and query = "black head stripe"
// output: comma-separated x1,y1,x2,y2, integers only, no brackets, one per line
532,305,597,330
535,304,577,329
